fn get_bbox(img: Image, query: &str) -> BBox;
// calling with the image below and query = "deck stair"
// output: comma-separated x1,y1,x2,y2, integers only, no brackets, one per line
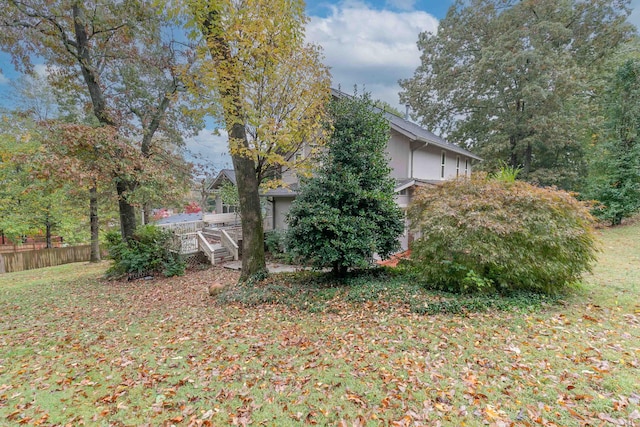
196,227,240,265
211,243,235,263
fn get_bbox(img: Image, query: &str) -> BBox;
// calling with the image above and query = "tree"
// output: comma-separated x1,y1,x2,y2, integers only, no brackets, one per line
43,123,129,261
0,0,198,239
585,58,640,225
286,92,404,277
182,0,331,280
0,113,87,247
400,0,635,190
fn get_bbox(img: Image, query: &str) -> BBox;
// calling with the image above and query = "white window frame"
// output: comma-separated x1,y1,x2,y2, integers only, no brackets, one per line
456,155,460,177
440,151,446,179
465,158,469,176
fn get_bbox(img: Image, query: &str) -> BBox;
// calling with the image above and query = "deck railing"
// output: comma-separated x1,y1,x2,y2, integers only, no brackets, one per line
219,228,239,261
156,221,205,234
175,232,199,254
196,231,215,264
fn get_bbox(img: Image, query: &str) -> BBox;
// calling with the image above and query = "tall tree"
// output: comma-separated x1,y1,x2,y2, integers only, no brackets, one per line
400,0,635,190
286,92,404,277
0,0,198,239
182,0,331,281
0,113,87,247
585,58,640,224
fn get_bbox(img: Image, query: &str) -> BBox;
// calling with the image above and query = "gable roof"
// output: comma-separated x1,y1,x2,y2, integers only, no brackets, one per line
208,169,237,190
330,88,482,161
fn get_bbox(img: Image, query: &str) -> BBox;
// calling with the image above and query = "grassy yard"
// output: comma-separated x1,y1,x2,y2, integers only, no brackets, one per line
0,225,638,426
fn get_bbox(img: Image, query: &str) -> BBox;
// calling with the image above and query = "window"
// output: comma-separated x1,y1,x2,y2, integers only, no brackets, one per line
441,151,446,179
398,188,408,196
456,156,460,177
222,204,238,213
465,158,469,176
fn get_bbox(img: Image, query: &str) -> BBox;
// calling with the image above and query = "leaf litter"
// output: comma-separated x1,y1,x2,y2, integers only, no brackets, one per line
0,242,638,427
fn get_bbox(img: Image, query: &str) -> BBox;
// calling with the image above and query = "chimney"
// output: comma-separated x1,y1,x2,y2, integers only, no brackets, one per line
405,104,410,120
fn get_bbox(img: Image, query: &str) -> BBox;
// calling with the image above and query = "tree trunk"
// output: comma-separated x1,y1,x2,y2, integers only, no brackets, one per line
523,142,532,178
230,123,267,282
200,8,267,281
116,180,137,240
89,186,101,262
45,213,52,249
332,262,348,278
509,135,519,169
142,202,151,226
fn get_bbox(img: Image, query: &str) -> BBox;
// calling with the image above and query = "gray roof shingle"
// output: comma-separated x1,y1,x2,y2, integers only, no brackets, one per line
330,88,481,161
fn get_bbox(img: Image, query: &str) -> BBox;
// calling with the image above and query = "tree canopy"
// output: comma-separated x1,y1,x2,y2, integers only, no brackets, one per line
400,0,635,190
584,57,640,224
0,0,198,239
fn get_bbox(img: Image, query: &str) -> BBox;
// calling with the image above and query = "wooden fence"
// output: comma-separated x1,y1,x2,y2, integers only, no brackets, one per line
0,245,97,274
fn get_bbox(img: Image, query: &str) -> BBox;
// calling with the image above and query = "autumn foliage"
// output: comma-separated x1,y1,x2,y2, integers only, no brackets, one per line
184,201,202,214
408,174,598,293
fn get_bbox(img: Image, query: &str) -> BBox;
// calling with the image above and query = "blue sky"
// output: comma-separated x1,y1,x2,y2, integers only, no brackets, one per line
1,0,638,168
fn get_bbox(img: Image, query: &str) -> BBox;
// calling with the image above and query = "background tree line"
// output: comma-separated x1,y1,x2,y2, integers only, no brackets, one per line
400,0,640,224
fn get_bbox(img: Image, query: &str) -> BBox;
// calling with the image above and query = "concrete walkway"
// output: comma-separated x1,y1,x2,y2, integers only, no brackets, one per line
221,261,309,273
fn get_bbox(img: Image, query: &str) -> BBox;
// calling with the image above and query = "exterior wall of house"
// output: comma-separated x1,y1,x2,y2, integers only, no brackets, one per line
393,193,411,208
412,145,473,180
412,145,443,180
386,130,410,179
281,168,298,186
273,197,295,230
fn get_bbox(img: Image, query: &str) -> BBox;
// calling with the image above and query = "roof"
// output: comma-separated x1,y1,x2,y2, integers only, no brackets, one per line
330,88,482,161
395,178,440,192
155,212,203,225
208,169,237,190
262,183,299,197
264,179,438,198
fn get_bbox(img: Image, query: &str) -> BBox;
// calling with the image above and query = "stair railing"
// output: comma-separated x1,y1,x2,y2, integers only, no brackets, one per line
220,228,239,261
196,231,216,265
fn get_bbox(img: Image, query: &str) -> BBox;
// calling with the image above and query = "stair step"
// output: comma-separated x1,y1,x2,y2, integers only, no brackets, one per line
202,231,219,240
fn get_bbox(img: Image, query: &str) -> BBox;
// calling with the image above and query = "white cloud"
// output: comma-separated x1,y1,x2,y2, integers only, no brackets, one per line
307,2,438,110
0,71,8,85
184,128,232,171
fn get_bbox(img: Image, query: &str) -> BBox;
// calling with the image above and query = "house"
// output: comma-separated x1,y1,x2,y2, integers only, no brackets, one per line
207,169,239,214
263,89,482,250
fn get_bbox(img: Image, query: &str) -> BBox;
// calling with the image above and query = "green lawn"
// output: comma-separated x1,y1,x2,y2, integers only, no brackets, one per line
0,224,638,426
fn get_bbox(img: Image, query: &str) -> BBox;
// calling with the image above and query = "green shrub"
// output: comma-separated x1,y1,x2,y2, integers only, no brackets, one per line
286,91,404,276
104,225,185,279
408,174,598,294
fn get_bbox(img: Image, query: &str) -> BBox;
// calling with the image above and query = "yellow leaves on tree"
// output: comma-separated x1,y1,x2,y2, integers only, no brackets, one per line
184,0,331,185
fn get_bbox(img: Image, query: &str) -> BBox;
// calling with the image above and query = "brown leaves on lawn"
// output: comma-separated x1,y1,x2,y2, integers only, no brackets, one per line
1,263,639,426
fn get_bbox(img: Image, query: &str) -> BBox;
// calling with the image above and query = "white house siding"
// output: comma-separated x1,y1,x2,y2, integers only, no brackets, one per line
412,145,472,180
273,197,295,230
412,146,443,180
393,194,411,208
386,130,411,179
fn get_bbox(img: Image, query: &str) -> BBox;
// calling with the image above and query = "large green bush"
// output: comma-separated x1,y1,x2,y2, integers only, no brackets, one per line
105,225,185,278
408,174,598,294
286,92,404,276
